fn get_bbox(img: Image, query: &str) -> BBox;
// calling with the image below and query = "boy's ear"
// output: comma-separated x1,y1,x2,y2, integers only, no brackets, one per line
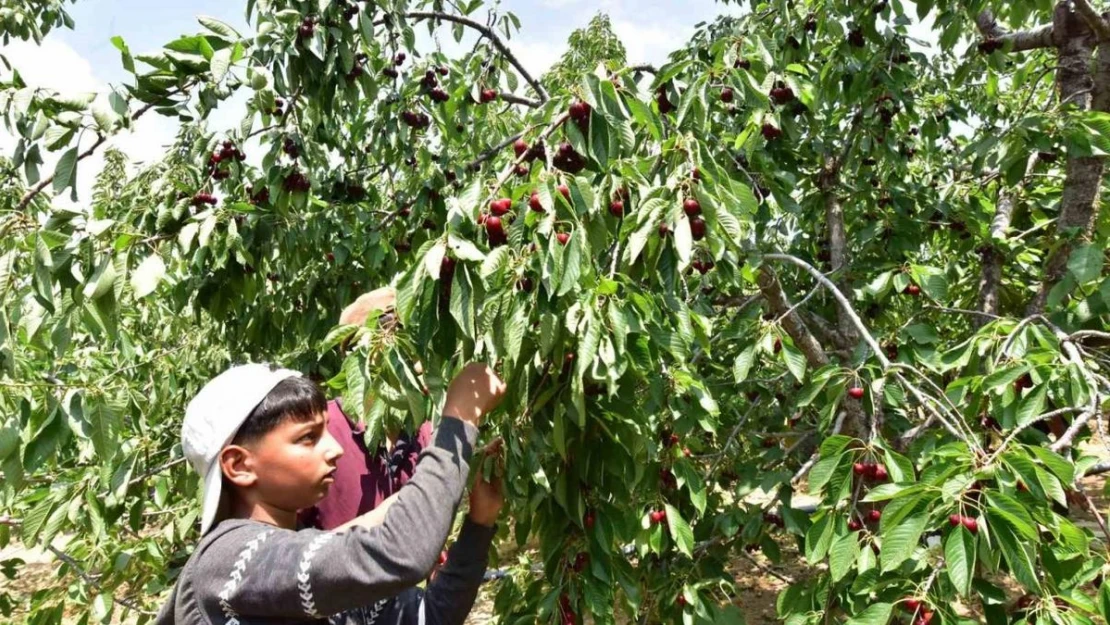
219,445,258,487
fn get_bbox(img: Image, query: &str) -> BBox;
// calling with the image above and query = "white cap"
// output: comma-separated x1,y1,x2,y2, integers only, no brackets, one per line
182,363,302,534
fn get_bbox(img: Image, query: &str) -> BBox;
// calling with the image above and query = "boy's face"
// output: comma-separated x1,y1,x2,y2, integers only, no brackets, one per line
225,410,344,514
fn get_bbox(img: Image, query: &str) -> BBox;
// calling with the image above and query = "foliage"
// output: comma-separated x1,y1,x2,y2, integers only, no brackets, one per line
0,0,77,44
542,14,628,93
1,1,1110,624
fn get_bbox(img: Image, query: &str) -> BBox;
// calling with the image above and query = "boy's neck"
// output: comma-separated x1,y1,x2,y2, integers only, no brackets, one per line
230,496,298,530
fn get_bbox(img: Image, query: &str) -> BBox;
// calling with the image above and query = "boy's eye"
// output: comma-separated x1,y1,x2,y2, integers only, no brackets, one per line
299,433,318,443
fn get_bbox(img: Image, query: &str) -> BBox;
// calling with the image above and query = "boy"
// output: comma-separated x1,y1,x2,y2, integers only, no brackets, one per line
155,360,506,625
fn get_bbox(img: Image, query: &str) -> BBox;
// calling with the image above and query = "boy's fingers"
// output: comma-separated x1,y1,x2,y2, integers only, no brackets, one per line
479,437,504,457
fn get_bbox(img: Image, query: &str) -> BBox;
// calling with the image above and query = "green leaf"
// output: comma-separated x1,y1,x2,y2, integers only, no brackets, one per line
341,355,367,422
985,492,1038,540
198,15,241,38
944,525,975,596
846,603,892,625
808,453,843,494
880,513,926,572
1015,384,1047,430
664,504,694,557
804,513,834,563
829,531,861,581
992,520,1041,591
558,229,583,297
53,147,78,195
1068,245,1102,284
732,344,756,383
210,47,232,83
781,342,807,382
130,254,166,298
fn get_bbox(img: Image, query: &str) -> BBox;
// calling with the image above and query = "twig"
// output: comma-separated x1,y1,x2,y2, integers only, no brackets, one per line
738,549,795,584
705,400,759,481
975,11,1055,52
47,545,157,615
494,112,569,190
466,132,523,172
406,11,549,103
1070,330,1110,343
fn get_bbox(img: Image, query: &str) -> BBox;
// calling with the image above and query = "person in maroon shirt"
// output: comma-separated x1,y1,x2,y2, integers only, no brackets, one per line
297,287,433,531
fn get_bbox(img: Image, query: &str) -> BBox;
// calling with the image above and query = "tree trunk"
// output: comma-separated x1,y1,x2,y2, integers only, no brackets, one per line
1027,3,1105,314
757,267,829,368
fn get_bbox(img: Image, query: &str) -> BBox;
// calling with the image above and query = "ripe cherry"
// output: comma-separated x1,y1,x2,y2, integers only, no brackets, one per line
529,192,545,213
650,509,667,524
906,284,921,296
490,198,512,216
872,465,889,481
867,509,882,523
904,599,921,612
848,387,865,400
513,139,529,157
720,88,734,103
848,519,863,531
853,462,867,476
683,198,701,217
690,217,707,240
609,200,624,217
557,232,570,245
962,516,979,534
557,184,571,201
948,514,962,527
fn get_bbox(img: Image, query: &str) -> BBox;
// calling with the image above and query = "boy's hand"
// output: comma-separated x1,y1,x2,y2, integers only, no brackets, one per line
443,363,506,426
468,439,505,527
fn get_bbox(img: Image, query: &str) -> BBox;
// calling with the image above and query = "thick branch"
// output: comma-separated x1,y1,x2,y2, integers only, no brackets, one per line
1073,0,1110,40
756,267,828,367
976,10,1056,52
407,11,549,103
498,92,541,108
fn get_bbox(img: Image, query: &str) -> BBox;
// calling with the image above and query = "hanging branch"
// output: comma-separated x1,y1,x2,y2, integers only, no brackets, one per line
407,11,549,104
15,84,193,212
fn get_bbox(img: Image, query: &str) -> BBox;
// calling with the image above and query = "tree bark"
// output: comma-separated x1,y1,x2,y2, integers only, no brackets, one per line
977,10,1056,52
820,162,860,345
976,191,1013,325
757,267,829,368
1027,4,1105,314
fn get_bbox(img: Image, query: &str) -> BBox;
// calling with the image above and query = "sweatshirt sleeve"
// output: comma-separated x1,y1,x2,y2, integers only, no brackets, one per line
195,417,478,620
384,519,496,625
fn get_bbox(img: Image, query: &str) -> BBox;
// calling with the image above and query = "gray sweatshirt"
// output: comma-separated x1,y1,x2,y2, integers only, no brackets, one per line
154,417,494,625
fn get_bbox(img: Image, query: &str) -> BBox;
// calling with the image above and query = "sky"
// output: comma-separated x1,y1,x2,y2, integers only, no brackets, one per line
1,0,749,203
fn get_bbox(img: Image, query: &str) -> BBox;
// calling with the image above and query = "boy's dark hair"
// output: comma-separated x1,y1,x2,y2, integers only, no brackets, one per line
232,376,327,446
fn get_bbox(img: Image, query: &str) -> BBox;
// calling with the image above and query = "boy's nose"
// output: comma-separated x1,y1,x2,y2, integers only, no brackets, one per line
322,430,344,462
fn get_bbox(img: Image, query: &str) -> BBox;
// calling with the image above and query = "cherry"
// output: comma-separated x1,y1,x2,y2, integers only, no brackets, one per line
529,192,545,213
557,184,571,202
734,58,751,70
761,123,783,141
683,198,701,217
676,594,687,607
485,215,505,244
326,252,335,263
479,88,498,103
904,599,921,612
848,519,862,531
650,509,667,524
513,139,529,157
906,284,921,296
489,198,512,216
658,223,670,237
518,277,534,293
962,516,979,534
584,510,595,529
848,387,865,400
382,67,399,79
572,551,589,572
872,465,888,481
948,514,962,527
720,88,734,103
557,232,570,246
440,256,457,276
690,217,707,240
853,462,867,476
867,509,882,523
609,200,624,217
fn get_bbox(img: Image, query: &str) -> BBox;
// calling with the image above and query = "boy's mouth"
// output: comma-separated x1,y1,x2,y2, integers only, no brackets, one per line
322,468,337,482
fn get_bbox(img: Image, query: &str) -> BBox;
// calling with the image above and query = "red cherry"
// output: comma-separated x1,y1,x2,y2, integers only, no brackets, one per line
683,198,701,217
853,462,867,476
584,511,595,529
650,509,667,524
326,252,335,262
906,284,921,296
948,514,962,527
962,516,979,533
848,387,865,400
720,88,734,103
513,139,529,157
529,192,545,213
489,198,511,216
867,509,882,523
572,551,589,572
609,200,624,217
904,599,921,612
848,519,863,531
689,217,706,240
872,465,888,481
658,223,670,236
676,594,687,607
485,215,504,237
557,184,571,201
557,232,570,245
440,256,457,276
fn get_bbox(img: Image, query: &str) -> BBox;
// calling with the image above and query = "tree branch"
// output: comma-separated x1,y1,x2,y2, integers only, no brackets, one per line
498,92,541,108
407,11,549,104
47,545,157,615
976,10,1056,52
1073,0,1110,40
15,86,189,212
466,131,523,172
756,267,828,367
